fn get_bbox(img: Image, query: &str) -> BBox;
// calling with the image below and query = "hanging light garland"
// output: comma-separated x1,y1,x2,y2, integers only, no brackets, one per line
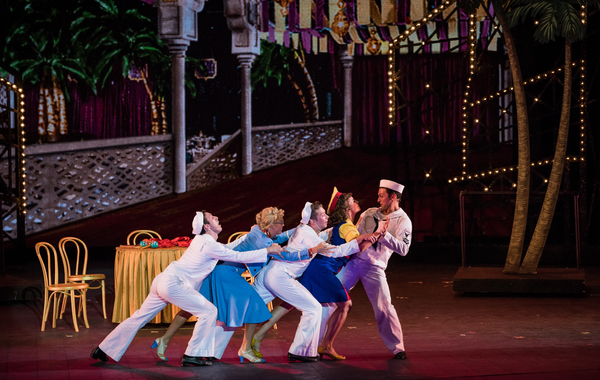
0,76,27,215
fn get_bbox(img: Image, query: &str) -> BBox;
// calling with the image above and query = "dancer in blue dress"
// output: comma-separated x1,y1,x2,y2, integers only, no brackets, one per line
152,207,328,363
251,189,378,361
298,188,362,360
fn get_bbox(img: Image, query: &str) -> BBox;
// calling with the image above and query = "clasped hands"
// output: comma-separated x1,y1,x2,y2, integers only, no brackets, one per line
357,218,390,250
266,243,284,259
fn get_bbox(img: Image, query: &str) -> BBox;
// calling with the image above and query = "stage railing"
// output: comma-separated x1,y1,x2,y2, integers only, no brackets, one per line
252,120,343,171
4,120,343,236
3,135,174,238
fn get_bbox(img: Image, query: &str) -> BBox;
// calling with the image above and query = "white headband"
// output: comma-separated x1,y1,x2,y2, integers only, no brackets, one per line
192,212,204,235
300,202,312,224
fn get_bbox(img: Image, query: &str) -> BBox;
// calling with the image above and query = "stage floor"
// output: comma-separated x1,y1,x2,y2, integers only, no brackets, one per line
2,258,600,379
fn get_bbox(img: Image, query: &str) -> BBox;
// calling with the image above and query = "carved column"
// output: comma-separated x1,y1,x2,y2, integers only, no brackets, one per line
224,0,260,175
238,54,255,175
169,42,189,193
339,48,354,147
155,0,205,193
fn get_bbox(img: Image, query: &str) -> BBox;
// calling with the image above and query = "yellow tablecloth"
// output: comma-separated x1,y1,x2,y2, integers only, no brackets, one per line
112,245,196,324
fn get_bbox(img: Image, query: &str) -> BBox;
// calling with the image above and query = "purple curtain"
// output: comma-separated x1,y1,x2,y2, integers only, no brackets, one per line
352,56,389,146
24,73,154,140
351,54,496,148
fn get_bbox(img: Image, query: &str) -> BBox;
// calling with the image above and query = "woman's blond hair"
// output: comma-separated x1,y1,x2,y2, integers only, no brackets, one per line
256,207,285,230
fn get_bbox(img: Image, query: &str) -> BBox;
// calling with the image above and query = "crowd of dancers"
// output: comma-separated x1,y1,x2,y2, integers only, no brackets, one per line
90,179,413,366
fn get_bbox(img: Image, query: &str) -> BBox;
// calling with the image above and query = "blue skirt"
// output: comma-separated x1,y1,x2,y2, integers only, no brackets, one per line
298,255,350,303
199,264,272,327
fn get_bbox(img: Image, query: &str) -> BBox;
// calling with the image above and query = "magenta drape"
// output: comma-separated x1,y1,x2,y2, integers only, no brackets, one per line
351,54,497,148
24,73,154,140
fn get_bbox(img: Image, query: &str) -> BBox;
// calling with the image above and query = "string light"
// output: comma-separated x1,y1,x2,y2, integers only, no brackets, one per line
462,61,585,112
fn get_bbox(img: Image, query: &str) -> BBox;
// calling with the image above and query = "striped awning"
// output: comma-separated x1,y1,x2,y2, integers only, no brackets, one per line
260,0,499,55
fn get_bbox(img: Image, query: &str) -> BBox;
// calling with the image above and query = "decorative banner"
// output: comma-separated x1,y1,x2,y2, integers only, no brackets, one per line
356,0,370,24
410,0,426,23
275,3,287,32
381,0,396,24
369,0,384,26
299,0,312,28
444,1,459,51
258,0,498,56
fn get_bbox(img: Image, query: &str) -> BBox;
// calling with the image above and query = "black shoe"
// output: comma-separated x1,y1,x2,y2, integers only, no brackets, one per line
90,347,108,362
394,351,407,360
181,354,213,367
288,352,319,362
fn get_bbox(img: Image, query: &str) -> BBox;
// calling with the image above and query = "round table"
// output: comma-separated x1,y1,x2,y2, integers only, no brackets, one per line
112,245,196,324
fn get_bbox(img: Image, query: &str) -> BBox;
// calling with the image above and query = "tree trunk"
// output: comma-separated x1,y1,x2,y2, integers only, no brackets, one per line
496,7,532,274
137,66,161,135
519,40,572,274
287,73,310,122
294,53,319,122
37,79,69,142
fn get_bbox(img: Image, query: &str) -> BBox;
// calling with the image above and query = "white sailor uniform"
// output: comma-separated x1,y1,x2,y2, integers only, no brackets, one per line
252,224,359,357
321,207,412,355
98,234,267,362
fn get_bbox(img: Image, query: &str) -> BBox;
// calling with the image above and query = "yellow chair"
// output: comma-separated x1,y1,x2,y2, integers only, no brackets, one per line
58,237,107,319
228,231,276,329
36,242,89,332
227,231,248,243
127,230,162,245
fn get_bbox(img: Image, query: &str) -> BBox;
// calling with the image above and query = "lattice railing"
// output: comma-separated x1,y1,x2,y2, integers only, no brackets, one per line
1,136,173,238
3,121,343,237
252,121,343,171
186,130,241,192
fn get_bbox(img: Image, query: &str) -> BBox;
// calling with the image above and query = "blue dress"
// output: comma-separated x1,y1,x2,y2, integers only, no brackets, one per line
298,223,352,303
199,225,304,327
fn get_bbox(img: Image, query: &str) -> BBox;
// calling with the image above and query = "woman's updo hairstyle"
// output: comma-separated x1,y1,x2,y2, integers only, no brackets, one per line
256,207,285,231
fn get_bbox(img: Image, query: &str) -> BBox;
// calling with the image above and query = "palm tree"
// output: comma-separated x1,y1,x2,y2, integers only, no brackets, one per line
510,0,597,273
71,0,167,134
459,0,598,274
3,0,95,142
459,0,531,273
252,40,319,122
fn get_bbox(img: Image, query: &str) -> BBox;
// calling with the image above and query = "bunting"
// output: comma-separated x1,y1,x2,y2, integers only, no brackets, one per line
259,0,497,56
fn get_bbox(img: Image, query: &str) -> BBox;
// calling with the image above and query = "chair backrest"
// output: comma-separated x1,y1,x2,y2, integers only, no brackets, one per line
127,230,162,245
58,237,88,276
36,242,67,288
227,231,248,243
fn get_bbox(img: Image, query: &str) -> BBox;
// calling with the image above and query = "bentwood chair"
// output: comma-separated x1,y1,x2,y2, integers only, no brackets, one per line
227,231,248,243
127,230,162,245
228,231,276,329
36,242,89,332
58,237,107,319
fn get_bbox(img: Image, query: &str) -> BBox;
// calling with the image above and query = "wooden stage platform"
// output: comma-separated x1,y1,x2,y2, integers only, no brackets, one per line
453,267,586,294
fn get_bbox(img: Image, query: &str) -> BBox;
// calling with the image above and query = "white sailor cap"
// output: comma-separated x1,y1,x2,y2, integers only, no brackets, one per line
300,202,312,224
192,212,204,235
380,179,404,194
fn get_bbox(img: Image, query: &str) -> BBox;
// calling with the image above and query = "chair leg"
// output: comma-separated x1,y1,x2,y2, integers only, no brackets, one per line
81,290,89,329
70,290,79,333
77,290,83,317
41,292,50,332
101,279,107,319
59,292,67,320
52,293,59,329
